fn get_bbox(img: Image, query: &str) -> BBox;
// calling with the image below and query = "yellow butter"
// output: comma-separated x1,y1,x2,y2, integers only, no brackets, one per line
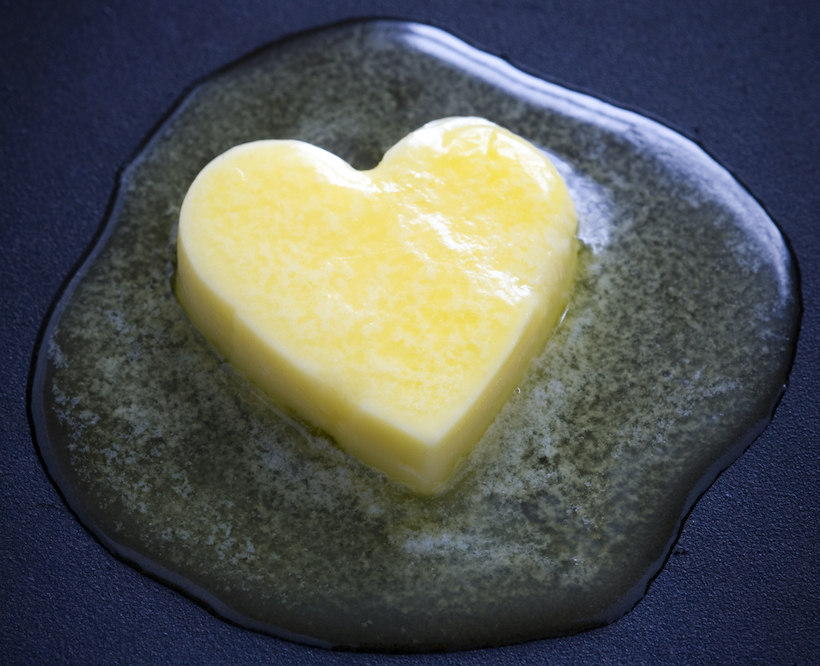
176,118,577,493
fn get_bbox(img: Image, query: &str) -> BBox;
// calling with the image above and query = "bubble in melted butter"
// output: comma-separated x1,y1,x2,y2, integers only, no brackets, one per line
32,21,799,651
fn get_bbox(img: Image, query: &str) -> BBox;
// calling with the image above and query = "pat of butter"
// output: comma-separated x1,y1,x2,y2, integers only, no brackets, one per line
176,118,577,493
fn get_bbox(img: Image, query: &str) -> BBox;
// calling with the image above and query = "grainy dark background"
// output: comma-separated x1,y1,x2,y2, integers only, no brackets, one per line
2,1,818,664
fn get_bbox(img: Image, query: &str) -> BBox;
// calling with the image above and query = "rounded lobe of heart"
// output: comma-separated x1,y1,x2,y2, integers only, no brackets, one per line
176,117,577,493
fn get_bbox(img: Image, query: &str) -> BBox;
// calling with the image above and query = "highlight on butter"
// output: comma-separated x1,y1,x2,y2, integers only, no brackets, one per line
175,117,577,493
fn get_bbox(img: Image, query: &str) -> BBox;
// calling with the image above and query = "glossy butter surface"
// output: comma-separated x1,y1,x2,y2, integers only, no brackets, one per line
176,118,577,492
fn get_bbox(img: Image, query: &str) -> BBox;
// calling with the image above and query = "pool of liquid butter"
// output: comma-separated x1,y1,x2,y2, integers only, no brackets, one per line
36,21,799,651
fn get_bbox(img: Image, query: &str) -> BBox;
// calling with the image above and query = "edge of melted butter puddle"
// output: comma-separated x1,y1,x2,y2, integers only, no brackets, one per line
175,117,578,493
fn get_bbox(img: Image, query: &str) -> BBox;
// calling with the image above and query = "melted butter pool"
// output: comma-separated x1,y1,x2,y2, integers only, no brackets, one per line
32,21,799,651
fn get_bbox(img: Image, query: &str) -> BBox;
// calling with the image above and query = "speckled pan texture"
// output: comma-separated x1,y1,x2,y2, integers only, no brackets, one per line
31,21,799,651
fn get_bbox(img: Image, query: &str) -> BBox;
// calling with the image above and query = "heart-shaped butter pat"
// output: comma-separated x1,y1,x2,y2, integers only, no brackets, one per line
176,118,577,493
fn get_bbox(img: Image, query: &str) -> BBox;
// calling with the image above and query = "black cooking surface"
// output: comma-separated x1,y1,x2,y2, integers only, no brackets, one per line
2,1,818,664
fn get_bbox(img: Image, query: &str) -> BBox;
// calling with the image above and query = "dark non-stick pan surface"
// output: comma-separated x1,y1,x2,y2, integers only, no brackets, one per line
2,1,818,664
